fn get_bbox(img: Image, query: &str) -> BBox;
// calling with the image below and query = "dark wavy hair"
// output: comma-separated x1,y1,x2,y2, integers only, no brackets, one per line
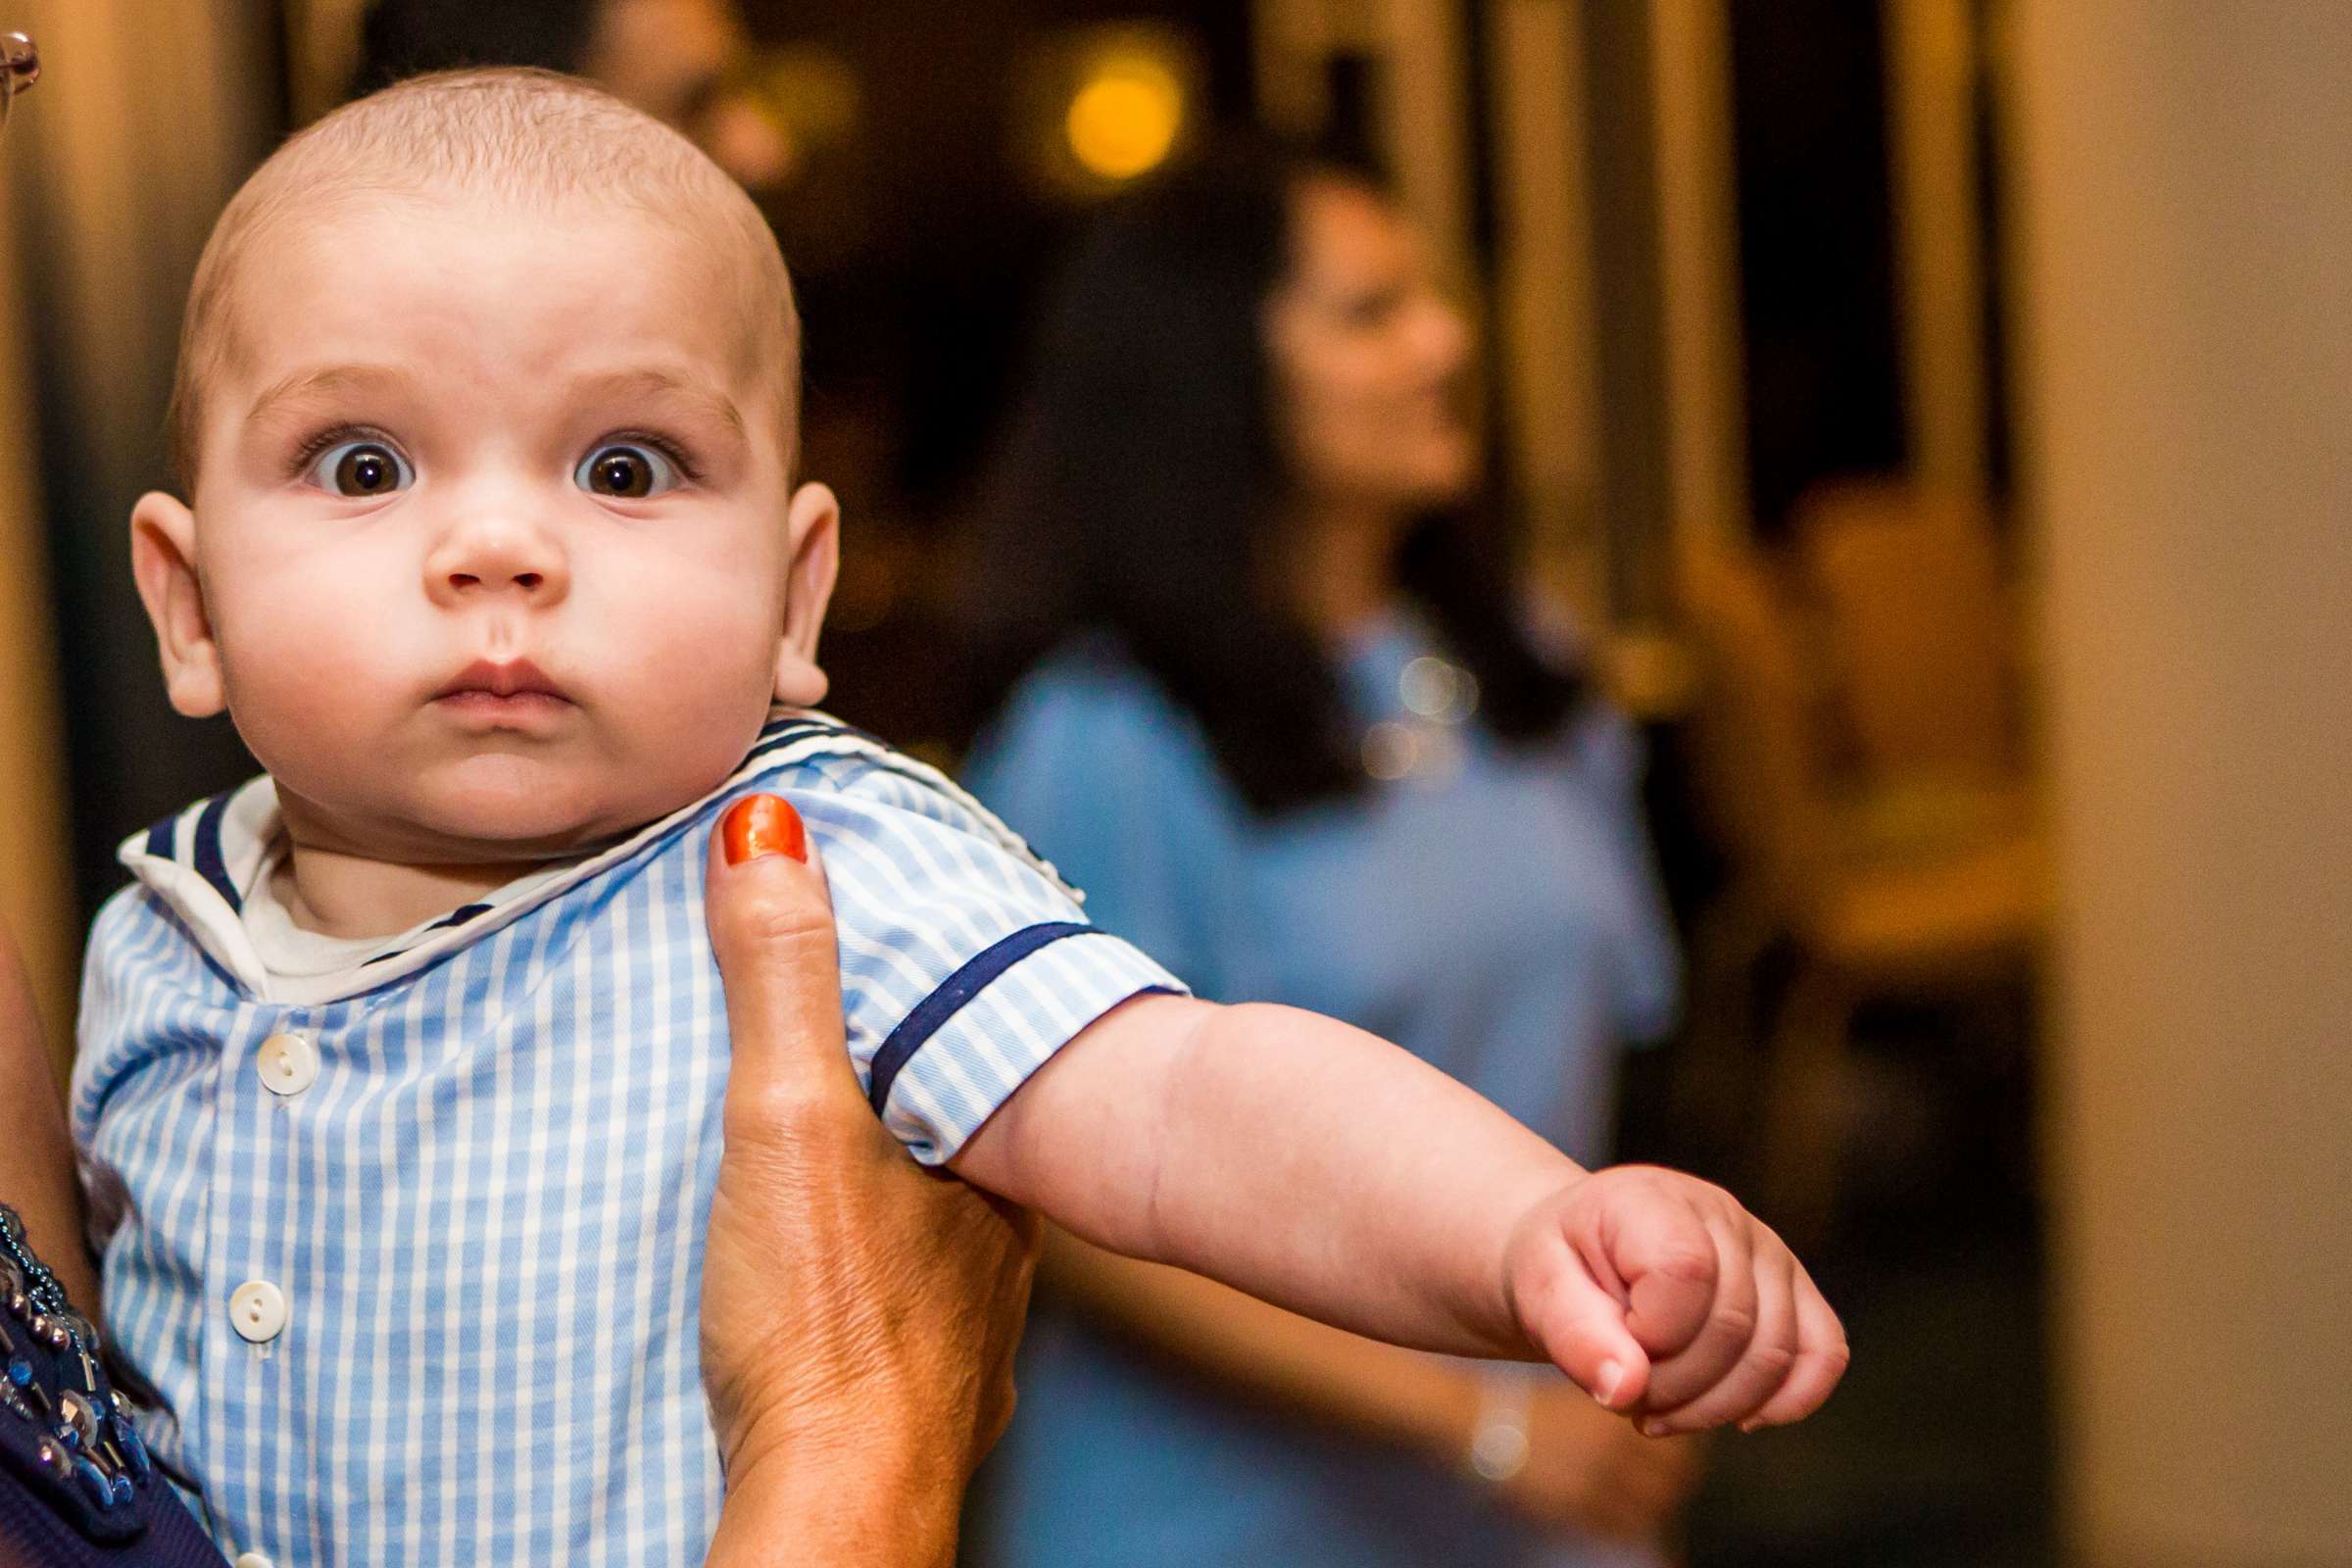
966,142,1584,816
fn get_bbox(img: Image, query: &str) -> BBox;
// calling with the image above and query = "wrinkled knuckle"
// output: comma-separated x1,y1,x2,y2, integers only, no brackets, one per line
725,1082,865,1147
1708,1301,1758,1344
718,895,834,958
1635,1164,1719,1201
1614,1163,1674,1196
1685,1174,1733,1205
1656,1245,1716,1286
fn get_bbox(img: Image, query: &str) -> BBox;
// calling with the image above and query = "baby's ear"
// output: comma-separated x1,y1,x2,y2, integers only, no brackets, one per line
128,492,226,718
772,481,841,709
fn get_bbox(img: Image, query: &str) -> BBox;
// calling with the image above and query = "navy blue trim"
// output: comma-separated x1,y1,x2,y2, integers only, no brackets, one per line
191,792,240,911
359,902,497,966
866,921,1094,1115
743,723,833,762
743,714,894,769
143,815,177,860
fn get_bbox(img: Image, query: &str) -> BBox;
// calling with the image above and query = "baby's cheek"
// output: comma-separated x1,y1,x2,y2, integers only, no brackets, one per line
597,584,782,794
211,593,404,781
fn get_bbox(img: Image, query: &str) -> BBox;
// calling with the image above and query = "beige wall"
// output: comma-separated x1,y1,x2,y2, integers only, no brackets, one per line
2009,6,2352,1565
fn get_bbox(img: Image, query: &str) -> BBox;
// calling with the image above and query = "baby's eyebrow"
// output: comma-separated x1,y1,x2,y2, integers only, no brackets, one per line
573,368,748,439
244,363,410,425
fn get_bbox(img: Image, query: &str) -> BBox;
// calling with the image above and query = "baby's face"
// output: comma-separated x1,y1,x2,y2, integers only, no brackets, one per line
134,191,834,864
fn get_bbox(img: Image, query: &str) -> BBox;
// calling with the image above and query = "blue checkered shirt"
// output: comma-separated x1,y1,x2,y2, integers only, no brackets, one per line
71,710,1181,1567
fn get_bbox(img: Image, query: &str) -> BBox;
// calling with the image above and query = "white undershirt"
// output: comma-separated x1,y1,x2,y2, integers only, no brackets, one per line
239,837,573,981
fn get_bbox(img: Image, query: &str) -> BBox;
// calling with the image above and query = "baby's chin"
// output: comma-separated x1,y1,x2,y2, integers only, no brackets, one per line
359,755,726,863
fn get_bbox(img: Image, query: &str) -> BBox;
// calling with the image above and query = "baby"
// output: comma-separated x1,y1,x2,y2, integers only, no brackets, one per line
74,71,1843,1566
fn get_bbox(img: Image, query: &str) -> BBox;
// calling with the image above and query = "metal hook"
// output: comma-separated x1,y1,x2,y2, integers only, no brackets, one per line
2,33,34,91
0,32,34,131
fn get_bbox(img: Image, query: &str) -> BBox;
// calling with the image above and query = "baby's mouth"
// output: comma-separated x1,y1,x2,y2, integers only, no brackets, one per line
432,658,575,724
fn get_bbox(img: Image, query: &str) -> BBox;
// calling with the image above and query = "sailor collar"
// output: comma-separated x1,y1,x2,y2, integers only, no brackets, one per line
116,710,1063,1008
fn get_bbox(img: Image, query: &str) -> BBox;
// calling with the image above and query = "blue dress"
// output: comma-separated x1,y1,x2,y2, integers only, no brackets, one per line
963,615,1679,1568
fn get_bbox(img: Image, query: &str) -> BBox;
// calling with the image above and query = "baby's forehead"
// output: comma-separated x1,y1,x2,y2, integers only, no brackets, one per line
174,71,803,481
240,176,781,356
209,187,794,449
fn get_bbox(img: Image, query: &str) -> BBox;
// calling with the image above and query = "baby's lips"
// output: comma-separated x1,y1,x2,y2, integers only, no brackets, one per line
435,656,566,701
722,794,808,864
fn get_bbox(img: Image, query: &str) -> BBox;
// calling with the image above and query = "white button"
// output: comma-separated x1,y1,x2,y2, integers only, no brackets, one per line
256,1032,318,1097
235,1553,276,1568
229,1280,287,1344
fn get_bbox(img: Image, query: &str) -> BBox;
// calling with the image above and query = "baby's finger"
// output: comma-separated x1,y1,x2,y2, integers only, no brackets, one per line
703,794,867,1129
1604,1184,1721,1361
1641,1234,1798,1435
1626,1208,1747,1403
1740,1256,1850,1430
1520,1238,1654,1410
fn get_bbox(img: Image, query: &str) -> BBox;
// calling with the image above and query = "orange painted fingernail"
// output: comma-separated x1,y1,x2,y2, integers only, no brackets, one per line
722,794,807,864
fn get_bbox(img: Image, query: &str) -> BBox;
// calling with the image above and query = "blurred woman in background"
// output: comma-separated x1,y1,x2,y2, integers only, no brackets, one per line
961,145,1694,1568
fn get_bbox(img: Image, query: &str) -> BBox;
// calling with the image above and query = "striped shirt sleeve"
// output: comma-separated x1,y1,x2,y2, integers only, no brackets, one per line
771,757,1186,1163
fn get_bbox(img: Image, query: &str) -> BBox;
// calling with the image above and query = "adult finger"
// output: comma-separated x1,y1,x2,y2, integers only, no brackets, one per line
703,793,868,1132
1740,1255,1850,1430
1642,1231,1798,1435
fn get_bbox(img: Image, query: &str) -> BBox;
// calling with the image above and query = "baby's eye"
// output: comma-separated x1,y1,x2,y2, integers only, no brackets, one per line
308,440,414,498
576,443,681,500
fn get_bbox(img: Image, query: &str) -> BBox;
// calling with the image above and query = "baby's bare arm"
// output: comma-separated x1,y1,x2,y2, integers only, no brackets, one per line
951,993,1848,1429
951,993,1574,1358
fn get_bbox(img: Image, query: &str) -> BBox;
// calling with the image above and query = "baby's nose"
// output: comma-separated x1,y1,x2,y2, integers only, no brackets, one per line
448,562,546,591
426,515,568,603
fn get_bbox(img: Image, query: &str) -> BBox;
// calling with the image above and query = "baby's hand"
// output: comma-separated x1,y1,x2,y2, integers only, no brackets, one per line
1501,1166,1847,1436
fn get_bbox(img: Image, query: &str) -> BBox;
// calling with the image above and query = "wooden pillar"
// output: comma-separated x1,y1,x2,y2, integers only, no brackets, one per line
0,121,74,1075
1375,0,1473,275
1646,0,1746,546
285,0,371,124
1484,0,1604,617
1886,0,1988,500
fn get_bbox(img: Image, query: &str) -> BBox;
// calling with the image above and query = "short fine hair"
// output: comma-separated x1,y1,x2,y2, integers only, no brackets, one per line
169,68,799,488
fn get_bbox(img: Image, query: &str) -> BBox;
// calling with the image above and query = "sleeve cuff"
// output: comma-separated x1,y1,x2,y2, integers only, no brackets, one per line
870,925,1186,1164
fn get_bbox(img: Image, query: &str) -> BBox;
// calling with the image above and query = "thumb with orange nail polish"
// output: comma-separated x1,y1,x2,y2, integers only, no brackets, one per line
721,793,808,865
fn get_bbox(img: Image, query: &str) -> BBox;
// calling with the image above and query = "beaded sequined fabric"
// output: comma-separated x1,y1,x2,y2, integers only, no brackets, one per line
0,1205,221,1567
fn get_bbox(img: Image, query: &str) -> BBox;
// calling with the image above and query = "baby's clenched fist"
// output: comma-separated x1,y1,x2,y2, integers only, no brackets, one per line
1500,1165,1848,1435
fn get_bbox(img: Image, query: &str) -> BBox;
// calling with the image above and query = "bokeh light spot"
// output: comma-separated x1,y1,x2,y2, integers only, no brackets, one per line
1065,59,1184,182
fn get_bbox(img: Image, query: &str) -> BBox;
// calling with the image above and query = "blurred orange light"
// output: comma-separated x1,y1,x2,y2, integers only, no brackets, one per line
1065,59,1184,181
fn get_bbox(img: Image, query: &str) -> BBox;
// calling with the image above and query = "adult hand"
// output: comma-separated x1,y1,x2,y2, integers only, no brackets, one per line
1494,1383,1701,1543
0,920,94,1313
700,794,1041,1568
